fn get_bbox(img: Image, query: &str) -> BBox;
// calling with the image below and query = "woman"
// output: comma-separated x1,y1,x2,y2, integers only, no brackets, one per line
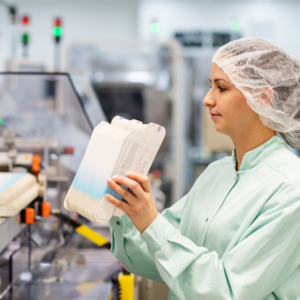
105,38,300,300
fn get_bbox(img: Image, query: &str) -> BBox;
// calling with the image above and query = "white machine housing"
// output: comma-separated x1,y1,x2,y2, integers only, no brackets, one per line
64,116,166,223
0,173,40,216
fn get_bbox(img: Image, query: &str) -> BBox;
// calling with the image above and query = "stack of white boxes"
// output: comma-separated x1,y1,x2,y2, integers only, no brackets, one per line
64,116,166,223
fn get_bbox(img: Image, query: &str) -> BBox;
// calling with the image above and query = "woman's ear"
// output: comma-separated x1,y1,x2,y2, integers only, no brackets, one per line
261,87,274,105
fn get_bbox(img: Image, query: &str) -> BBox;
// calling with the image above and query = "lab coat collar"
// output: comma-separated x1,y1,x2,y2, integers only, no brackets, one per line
231,136,287,172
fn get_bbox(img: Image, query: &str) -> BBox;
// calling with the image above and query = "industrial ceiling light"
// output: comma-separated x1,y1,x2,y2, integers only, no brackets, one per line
149,20,161,34
230,20,241,31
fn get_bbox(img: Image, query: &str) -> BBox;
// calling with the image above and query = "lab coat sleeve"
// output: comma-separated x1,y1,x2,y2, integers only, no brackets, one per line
140,192,300,300
109,193,189,283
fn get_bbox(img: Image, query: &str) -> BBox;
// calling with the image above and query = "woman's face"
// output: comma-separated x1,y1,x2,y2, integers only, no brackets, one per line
203,63,260,137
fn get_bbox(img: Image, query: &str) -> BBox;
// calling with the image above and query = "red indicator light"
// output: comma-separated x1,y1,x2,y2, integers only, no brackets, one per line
64,146,74,154
54,18,62,27
22,15,30,25
152,170,161,178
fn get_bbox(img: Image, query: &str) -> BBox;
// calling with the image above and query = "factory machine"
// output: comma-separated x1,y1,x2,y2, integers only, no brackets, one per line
0,72,135,300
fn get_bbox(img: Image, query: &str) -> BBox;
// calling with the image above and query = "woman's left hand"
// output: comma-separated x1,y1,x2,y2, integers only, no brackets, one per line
106,172,159,233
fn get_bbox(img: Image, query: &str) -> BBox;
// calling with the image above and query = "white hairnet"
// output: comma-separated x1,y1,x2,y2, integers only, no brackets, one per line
212,38,300,149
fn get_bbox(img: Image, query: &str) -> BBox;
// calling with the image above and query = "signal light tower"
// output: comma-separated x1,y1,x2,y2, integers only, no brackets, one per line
21,15,30,57
53,18,63,71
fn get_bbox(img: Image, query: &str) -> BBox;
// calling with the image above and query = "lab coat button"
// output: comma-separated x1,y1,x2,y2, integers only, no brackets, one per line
206,218,209,222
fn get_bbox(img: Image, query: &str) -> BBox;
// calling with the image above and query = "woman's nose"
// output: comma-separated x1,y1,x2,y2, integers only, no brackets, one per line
203,91,215,107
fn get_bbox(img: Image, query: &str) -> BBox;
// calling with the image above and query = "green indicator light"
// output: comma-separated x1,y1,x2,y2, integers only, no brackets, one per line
22,33,29,44
149,22,161,34
230,20,241,31
52,26,63,37
0,118,4,125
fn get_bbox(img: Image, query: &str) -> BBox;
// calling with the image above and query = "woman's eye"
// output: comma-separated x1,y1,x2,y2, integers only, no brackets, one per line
218,86,226,92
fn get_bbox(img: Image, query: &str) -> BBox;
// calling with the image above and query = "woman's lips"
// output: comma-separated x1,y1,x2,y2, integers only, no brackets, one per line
210,113,221,119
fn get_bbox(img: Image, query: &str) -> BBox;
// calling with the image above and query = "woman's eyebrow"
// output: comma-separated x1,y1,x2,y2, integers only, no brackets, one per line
209,78,229,84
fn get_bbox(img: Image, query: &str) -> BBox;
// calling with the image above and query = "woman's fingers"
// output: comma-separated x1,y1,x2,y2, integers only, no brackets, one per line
105,193,129,213
126,172,151,193
107,178,136,205
111,175,146,199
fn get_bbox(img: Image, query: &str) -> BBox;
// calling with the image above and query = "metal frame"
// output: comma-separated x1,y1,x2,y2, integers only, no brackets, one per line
0,72,94,131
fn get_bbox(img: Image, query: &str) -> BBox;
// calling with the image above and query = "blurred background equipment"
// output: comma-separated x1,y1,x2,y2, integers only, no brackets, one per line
5,58,45,72
0,0,299,299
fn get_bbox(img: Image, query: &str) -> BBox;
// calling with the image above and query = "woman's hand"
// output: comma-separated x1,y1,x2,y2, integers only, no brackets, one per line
106,172,158,233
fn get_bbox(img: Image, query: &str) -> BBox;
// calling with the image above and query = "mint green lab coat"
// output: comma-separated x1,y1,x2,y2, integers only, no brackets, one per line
109,136,300,300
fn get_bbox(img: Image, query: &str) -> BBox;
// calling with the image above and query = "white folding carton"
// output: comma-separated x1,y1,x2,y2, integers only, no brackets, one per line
64,116,166,223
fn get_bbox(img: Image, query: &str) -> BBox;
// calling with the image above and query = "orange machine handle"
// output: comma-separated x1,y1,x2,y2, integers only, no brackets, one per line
42,202,51,217
32,155,41,176
25,208,35,224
